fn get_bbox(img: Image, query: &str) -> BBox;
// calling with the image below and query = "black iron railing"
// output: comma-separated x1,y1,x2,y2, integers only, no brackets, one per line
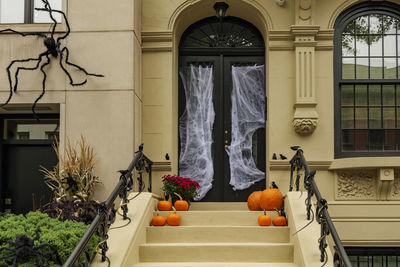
289,147,352,267
63,144,153,267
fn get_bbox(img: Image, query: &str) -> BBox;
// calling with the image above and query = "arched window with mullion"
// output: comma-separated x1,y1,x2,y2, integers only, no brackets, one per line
334,1,400,158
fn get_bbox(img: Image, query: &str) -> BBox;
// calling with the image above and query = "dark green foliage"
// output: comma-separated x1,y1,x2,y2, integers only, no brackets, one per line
0,212,100,266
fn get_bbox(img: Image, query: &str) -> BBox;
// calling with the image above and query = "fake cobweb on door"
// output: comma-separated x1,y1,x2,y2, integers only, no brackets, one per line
226,65,266,190
178,65,215,200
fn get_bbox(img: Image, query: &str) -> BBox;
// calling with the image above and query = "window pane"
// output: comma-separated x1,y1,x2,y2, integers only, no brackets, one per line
356,129,368,150
370,129,384,150
356,35,369,56
383,108,395,128
355,84,368,106
385,130,399,150
370,35,383,56
384,58,397,79
369,85,381,106
397,108,400,128
383,84,395,105
387,256,398,267
356,108,368,128
384,35,396,56
355,16,369,35
342,108,354,128
344,21,355,35
370,107,382,128
342,130,355,151
383,15,397,34
341,85,354,106
397,85,400,106
373,255,383,267
4,119,59,140
370,58,383,79
342,35,355,56
356,58,369,79
358,255,369,267
342,58,355,79
34,0,62,23
0,0,24,24
370,14,383,34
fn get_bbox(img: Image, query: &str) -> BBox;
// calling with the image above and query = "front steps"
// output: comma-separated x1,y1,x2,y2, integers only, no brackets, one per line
133,202,298,267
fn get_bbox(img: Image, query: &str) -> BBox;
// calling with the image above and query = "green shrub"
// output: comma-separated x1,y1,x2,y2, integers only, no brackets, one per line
0,212,101,266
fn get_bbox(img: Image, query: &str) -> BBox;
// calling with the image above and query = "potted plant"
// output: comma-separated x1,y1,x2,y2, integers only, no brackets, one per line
161,174,200,204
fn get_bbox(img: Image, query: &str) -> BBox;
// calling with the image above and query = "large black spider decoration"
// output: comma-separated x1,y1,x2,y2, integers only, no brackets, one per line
0,227,61,266
0,0,103,119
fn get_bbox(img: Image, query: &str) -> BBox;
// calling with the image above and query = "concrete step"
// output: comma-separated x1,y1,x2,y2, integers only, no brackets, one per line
146,226,290,243
139,242,294,262
188,202,249,211
133,262,299,267
154,210,279,226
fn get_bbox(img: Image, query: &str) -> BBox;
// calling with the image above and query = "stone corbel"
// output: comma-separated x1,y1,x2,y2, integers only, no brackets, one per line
291,25,319,135
377,168,394,200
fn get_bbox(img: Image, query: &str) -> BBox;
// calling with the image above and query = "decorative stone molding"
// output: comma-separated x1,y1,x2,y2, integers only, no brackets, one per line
336,170,376,200
295,0,314,25
390,170,400,200
291,25,319,135
377,168,394,200
293,118,318,135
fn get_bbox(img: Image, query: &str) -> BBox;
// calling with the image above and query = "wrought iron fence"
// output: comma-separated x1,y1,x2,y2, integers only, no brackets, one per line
289,147,352,267
63,144,153,267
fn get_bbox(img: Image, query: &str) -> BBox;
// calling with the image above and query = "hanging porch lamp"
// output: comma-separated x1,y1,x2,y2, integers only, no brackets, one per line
213,2,229,21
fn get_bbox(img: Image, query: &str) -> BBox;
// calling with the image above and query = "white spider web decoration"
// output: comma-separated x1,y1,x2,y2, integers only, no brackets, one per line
226,65,266,190
179,64,215,200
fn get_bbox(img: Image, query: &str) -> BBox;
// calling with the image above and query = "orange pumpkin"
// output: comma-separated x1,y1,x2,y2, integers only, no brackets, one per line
272,208,287,226
258,210,271,226
174,193,189,211
157,200,172,211
166,207,181,226
247,191,262,211
151,215,166,226
260,183,283,211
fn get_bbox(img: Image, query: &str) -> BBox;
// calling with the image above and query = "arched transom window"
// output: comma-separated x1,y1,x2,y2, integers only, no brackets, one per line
335,2,400,157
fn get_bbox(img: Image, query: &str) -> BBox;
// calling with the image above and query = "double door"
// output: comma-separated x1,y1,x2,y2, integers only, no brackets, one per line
179,55,266,201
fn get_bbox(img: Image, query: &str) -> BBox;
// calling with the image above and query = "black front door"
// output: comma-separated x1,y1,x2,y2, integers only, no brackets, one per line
179,55,266,201
178,16,266,202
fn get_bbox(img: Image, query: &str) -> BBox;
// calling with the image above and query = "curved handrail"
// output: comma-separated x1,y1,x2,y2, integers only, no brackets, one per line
289,147,352,267
63,144,153,267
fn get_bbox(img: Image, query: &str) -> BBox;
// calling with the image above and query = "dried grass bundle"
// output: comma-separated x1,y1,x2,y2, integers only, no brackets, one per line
41,135,101,202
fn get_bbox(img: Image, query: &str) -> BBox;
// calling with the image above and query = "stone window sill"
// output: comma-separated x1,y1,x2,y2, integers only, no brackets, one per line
329,157,400,170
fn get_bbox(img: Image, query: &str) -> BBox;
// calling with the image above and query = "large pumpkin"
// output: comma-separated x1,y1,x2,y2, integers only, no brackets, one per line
174,193,189,211
167,207,181,226
247,191,262,211
260,188,283,211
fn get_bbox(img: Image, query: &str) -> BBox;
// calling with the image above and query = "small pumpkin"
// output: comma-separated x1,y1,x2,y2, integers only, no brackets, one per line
272,208,287,226
247,191,262,211
151,214,166,226
157,193,172,211
167,207,181,226
260,182,283,211
258,210,271,226
174,193,189,211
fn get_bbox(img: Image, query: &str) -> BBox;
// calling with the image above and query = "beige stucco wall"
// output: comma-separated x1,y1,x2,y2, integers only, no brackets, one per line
142,0,400,247
0,0,142,199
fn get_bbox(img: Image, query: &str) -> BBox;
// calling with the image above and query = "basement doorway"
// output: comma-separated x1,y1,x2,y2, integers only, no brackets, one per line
0,113,59,214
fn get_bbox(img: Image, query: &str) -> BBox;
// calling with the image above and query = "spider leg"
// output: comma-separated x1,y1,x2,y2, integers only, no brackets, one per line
59,46,104,86
1,52,47,108
0,29,46,38
32,54,51,120
13,52,48,93
36,0,57,38
0,246,13,253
